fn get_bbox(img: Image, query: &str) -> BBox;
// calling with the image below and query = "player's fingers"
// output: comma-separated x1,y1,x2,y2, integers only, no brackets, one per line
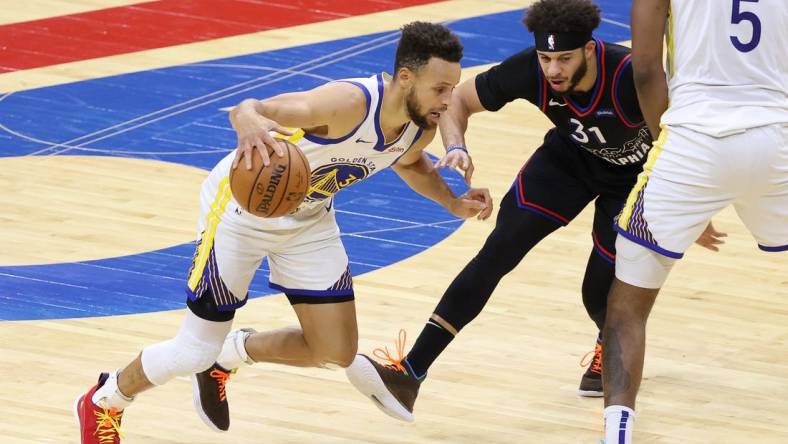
463,198,485,211
243,146,255,170
261,133,284,158
464,163,475,185
256,144,271,167
447,154,459,169
271,124,294,136
232,146,242,169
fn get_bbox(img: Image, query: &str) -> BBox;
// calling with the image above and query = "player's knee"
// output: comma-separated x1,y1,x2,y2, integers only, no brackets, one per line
311,342,357,368
142,334,222,385
614,236,676,289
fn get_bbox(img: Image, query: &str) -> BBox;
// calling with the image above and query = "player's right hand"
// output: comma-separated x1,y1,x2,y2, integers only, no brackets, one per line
435,148,474,185
695,221,727,252
231,106,293,170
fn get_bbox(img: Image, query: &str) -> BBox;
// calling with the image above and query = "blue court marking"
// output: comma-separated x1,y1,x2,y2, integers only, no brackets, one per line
0,4,632,320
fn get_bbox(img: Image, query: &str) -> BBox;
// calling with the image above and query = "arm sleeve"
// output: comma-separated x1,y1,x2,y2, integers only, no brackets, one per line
475,48,540,112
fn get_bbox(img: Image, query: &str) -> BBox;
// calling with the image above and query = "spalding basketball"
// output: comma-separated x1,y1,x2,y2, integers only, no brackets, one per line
229,140,310,217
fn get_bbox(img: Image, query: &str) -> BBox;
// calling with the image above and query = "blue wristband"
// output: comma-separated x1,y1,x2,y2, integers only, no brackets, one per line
446,144,468,153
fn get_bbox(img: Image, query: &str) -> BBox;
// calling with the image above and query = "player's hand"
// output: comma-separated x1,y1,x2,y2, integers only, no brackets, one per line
231,106,293,170
695,221,727,252
448,187,493,220
435,148,474,185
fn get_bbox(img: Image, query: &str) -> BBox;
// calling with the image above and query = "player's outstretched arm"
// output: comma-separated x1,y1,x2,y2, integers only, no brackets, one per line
435,76,486,184
631,0,670,138
393,129,493,221
229,82,366,169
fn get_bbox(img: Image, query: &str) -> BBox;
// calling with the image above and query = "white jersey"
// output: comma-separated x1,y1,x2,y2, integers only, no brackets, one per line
283,72,423,215
661,0,788,137
188,73,425,303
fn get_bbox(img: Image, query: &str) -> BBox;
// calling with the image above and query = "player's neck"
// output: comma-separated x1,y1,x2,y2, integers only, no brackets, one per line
574,54,598,94
379,75,411,138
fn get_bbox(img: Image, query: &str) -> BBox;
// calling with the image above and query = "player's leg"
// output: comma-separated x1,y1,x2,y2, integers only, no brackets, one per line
733,124,788,253
577,197,620,397
241,293,358,368
603,126,736,443
194,209,357,426
75,164,265,441
347,136,595,421
76,241,259,438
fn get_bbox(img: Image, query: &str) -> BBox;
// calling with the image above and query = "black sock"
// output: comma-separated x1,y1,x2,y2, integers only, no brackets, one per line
404,320,455,379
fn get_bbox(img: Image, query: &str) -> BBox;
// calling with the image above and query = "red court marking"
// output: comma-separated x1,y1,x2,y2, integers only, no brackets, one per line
0,0,442,72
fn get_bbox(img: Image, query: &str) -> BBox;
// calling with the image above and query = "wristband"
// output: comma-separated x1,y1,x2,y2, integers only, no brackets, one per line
446,144,468,154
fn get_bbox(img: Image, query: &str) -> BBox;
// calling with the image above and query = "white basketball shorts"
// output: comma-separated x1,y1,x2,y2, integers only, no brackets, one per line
185,154,352,310
615,123,788,259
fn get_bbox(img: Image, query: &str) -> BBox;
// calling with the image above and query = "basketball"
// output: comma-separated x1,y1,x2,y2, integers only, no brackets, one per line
229,139,311,217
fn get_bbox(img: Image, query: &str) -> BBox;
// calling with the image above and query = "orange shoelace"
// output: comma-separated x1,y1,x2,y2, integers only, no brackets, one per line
93,406,124,443
372,329,408,373
210,369,231,402
580,342,603,374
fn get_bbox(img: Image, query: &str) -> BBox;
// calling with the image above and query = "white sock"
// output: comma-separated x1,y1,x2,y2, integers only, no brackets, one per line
92,370,134,411
604,405,635,444
216,329,255,370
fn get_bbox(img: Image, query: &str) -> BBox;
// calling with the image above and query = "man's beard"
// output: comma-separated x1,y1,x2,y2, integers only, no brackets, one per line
406,89,435,130
551,55,588,97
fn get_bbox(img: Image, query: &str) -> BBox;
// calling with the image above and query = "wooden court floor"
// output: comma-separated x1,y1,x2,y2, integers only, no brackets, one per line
0,1,786,443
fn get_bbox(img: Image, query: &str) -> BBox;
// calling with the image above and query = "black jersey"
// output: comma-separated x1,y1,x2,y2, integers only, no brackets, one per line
476,40,652,167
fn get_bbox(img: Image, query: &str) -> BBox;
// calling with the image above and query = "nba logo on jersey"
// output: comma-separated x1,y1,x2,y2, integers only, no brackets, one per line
548,34,555,50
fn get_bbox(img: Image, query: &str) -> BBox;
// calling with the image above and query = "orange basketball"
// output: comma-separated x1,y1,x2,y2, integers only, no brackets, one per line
229,140,310,218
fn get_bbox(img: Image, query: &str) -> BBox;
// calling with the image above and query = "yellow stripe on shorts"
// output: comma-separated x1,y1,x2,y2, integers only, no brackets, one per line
187,176,232,291
617,126,668,230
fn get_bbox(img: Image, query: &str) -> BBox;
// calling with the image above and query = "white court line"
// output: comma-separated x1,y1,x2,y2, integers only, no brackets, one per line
341,233,430,249
189,64,334,81
25,31,401,156
346,219,461,236
602,17,631,29
73,262,186,280
0,272,89,288
45,36,403,156
191,122,235,131
334,208,432,226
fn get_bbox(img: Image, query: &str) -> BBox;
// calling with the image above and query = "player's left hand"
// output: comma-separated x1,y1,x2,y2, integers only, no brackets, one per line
448,187,493,220
435,149,474,185
695,221,727,251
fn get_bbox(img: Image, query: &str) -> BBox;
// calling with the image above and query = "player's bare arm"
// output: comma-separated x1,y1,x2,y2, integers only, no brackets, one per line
631,0,670,138
229,82,367,169
393,129,493,221
435,77,486,184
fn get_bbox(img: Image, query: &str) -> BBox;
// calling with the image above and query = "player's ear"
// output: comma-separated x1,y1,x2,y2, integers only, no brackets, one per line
584,40,596,59
395,66,416,88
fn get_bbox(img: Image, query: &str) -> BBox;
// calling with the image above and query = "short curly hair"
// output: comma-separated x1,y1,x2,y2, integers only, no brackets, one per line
523,0,601,33
394,21,463,75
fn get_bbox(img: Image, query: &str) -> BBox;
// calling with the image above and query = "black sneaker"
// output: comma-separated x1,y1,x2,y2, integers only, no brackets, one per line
191,363,233,431
578,339,603,397
346,352,422,422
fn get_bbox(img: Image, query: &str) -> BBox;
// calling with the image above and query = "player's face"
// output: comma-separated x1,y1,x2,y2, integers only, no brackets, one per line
406,57,461,129
537,48,589,96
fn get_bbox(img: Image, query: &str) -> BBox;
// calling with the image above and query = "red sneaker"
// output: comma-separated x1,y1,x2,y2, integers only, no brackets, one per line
74,373,124,443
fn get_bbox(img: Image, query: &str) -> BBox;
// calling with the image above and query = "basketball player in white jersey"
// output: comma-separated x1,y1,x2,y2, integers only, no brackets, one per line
601,0,787,442
74,22,493,443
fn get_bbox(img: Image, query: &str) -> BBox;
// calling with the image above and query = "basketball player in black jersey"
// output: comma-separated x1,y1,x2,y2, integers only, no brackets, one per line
345,0,724,422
